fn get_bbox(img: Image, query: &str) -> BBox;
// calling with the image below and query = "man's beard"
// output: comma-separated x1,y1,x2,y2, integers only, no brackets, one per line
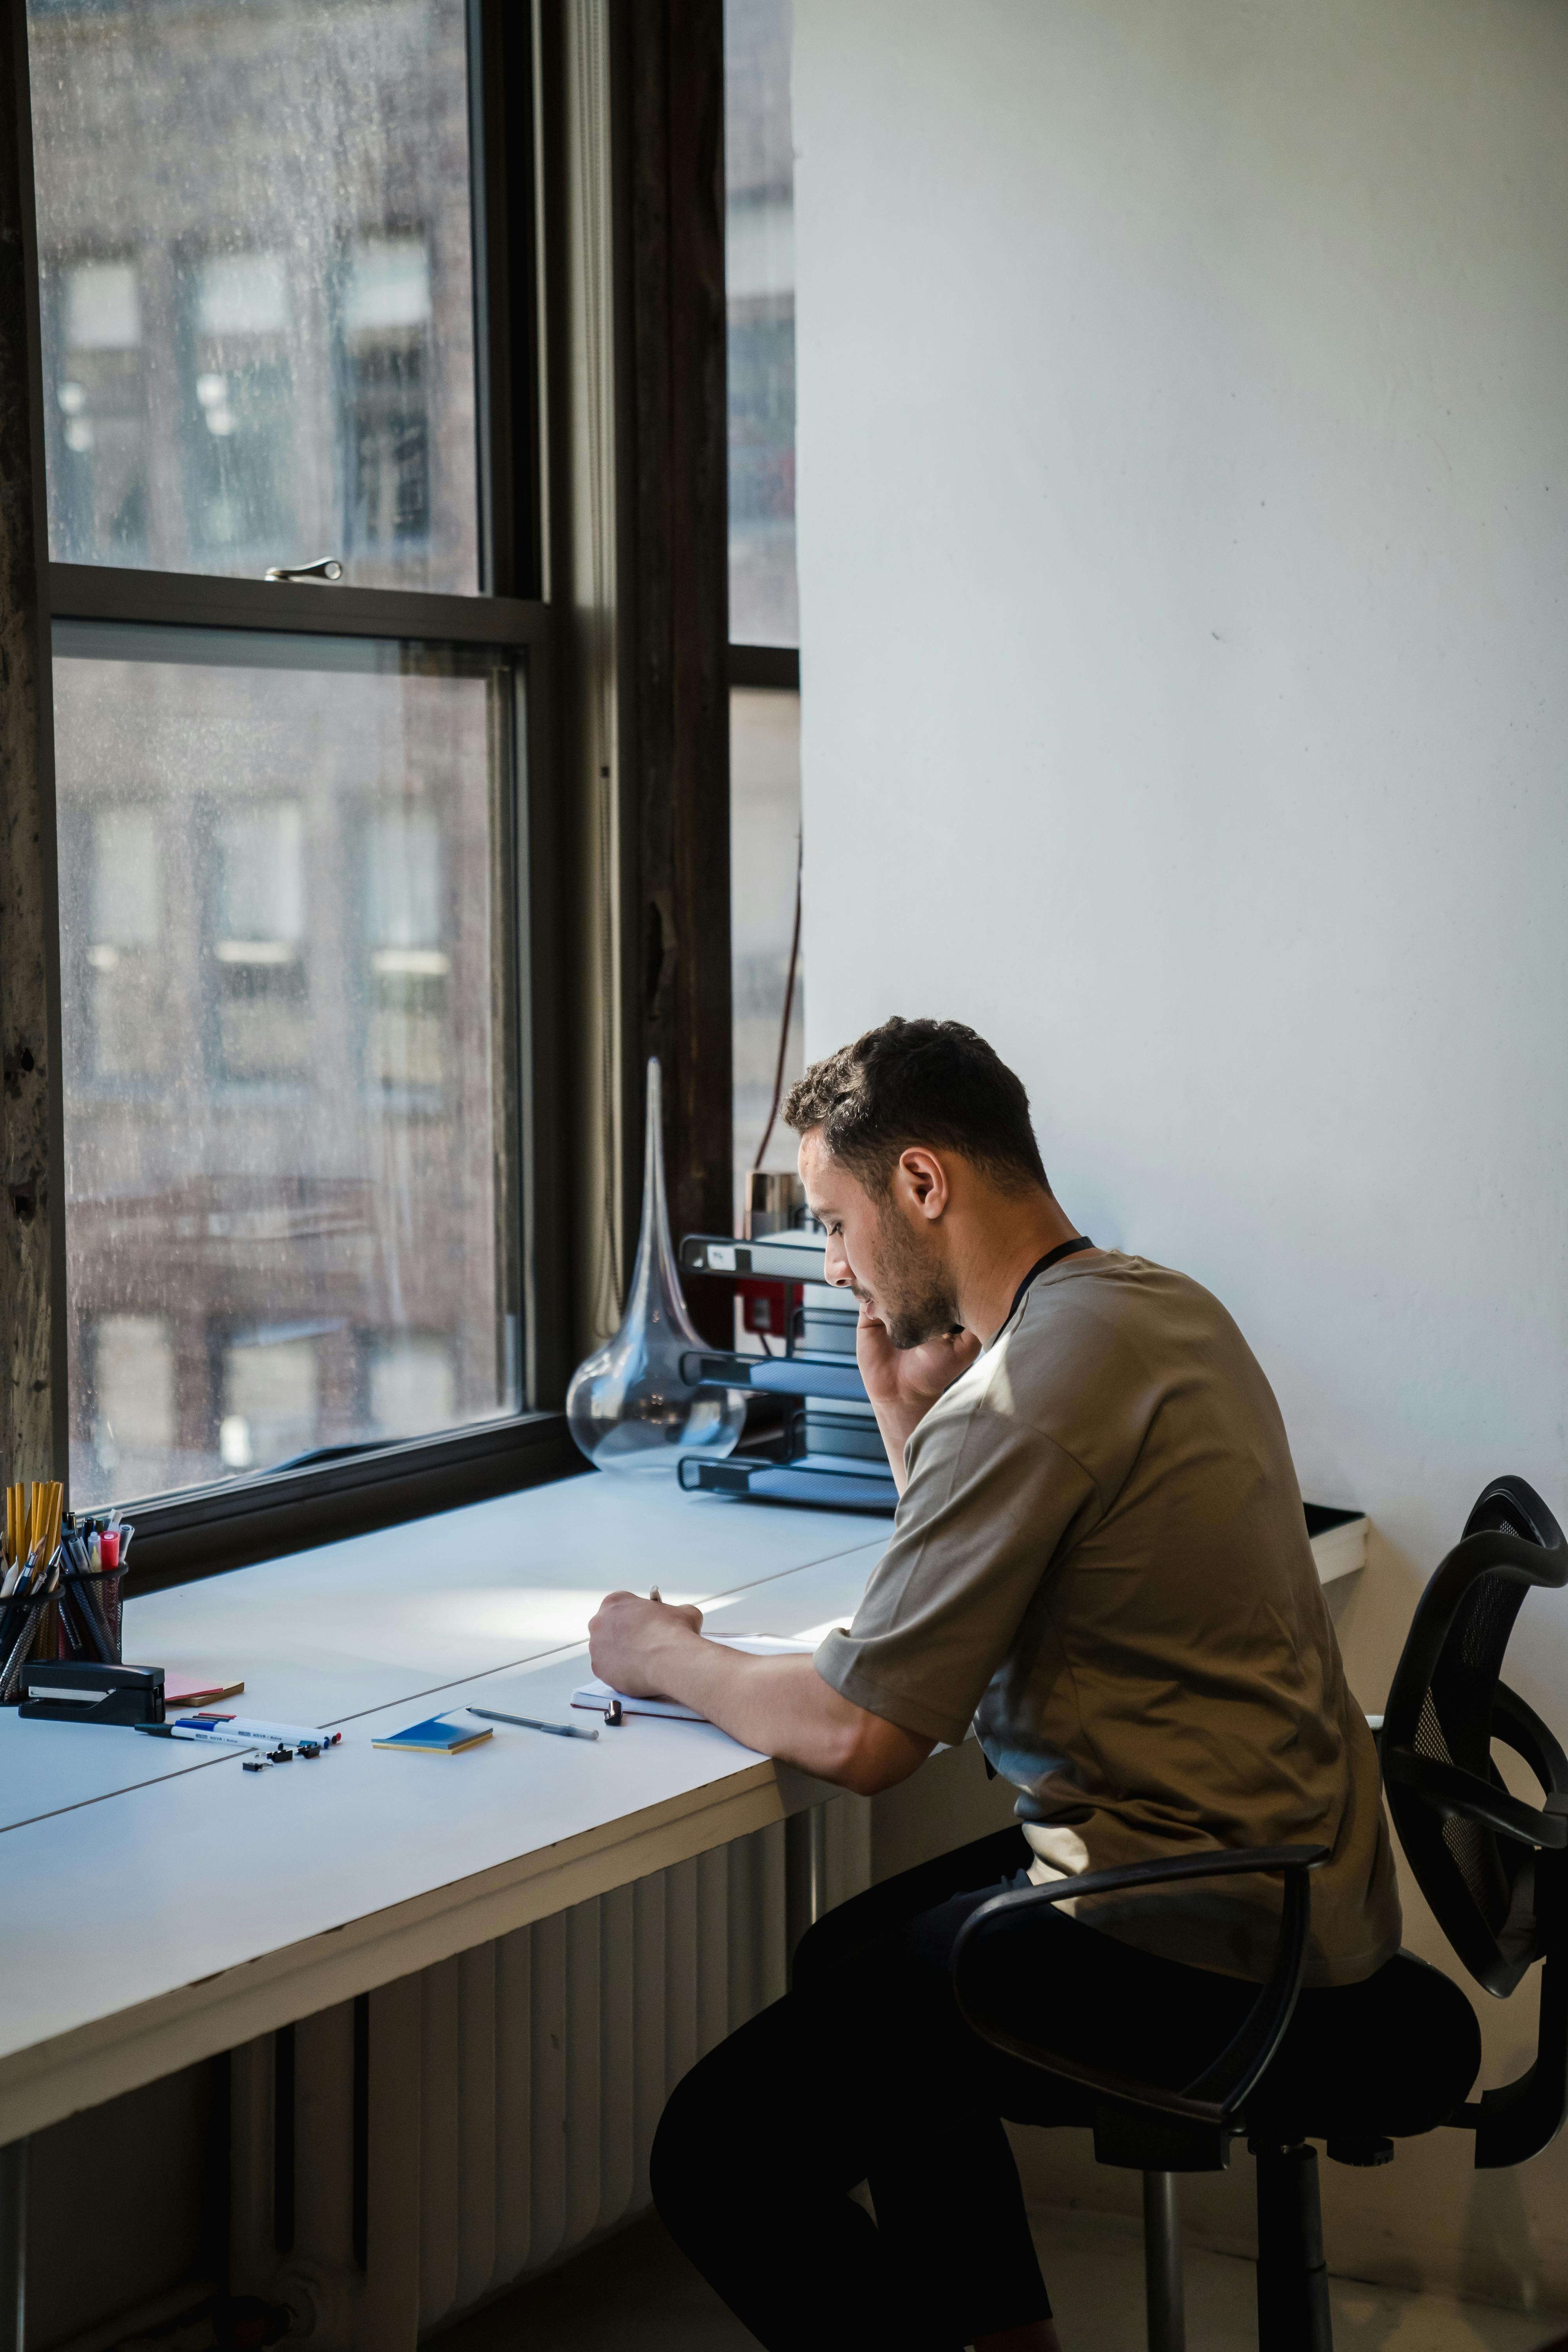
868,1203,960,1350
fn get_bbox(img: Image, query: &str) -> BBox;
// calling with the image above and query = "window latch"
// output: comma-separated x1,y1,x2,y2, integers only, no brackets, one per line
264,557,343,583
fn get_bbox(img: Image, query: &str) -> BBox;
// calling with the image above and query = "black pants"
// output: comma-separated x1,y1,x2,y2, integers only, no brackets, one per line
651,1826,1270,2352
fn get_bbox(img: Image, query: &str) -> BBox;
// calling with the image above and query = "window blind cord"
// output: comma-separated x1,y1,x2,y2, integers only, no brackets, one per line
751,831,803,1174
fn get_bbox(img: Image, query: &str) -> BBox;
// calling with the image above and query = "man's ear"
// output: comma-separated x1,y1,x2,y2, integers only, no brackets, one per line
897,1147,950,1221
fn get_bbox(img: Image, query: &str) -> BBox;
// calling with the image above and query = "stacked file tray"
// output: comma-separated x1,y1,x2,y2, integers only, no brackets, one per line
677,1229,897,1514
678,1231,1370,1559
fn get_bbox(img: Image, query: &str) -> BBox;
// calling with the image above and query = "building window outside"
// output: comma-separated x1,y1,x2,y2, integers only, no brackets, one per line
48,258,149,564
83,804,164,1083
343,236,435,555
724,0,797,649
369,1334,458,1441
90,1313,176,1499
362,806,448,1097
219,1331,320,1475
210,799,310,1085
183,249,296,562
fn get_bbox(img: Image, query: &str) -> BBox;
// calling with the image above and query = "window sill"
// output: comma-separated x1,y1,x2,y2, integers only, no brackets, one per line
122,1413,583,1594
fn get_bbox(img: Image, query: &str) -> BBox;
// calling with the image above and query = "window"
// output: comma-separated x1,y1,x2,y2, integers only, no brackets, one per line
724,0,797,648
27,0,545,1543
725,0,804,1207
54,627,519,1509
30,0,478,592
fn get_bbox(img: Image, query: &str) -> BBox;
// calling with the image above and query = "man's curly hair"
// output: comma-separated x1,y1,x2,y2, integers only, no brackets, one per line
782,1016,1051,1197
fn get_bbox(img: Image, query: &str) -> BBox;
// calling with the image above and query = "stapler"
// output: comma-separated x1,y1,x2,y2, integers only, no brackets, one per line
18,1659,165,1725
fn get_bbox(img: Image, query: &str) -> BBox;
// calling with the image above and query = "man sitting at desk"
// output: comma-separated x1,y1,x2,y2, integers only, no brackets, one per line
588,1014,1397,2352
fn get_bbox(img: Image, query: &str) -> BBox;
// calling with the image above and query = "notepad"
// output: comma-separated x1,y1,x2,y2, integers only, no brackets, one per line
164,1673,246,1710
571,1635,818,1724
373,1715,493,1755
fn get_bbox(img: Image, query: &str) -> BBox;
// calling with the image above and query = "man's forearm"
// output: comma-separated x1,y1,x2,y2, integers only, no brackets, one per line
626,1633,930,1798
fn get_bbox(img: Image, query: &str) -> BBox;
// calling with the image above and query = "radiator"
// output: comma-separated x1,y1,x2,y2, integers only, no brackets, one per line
228,1797,872,2349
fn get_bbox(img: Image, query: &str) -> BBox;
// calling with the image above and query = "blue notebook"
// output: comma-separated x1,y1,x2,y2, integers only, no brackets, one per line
372,1715,493,1755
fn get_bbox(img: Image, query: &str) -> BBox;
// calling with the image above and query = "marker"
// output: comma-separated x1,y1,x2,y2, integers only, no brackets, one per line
465,1707,599,1743
179,1715,340,1748
135,1723,252,1748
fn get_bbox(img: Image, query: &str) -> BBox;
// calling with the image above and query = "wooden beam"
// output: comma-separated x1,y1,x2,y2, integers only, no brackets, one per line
0,0,65,1485
617,0,733,1325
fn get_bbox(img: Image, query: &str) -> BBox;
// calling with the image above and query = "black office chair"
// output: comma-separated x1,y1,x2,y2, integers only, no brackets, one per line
951,1474,1568,2352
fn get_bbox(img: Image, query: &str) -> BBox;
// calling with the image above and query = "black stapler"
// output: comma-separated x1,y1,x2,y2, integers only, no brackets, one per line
18,1659,165,1725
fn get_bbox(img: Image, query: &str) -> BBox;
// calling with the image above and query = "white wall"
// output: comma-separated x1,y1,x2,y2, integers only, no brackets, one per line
793,0,1568,2312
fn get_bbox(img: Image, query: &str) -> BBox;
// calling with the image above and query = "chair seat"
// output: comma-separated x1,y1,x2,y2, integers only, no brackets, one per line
985,1945,1483,2164
1248,1950,1482,2147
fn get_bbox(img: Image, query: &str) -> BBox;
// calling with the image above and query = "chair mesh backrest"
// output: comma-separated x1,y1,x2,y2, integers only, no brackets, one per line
1415,1575,1527,1934
1384,1479,1564,1993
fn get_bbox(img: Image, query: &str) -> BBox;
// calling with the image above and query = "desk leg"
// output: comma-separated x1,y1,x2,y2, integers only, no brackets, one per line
0,2138,25,2352
786,1802,828,1975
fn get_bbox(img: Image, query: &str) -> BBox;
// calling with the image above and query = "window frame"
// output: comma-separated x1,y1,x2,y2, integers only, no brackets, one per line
29,0,578,1587
728,645,799,691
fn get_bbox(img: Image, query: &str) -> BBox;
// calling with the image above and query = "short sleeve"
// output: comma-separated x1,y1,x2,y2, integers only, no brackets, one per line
813,1374,1099,1746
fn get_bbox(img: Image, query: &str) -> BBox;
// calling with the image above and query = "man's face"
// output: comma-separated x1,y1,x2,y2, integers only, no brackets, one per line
798,1129,959,1349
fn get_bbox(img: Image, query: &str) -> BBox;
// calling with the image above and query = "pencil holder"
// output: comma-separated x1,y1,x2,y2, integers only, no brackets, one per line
0,1584,58,1704
60,1563,124,1668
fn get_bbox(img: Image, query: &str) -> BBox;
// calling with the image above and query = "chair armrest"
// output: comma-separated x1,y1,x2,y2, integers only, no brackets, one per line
1383,1746,1568,1850
979,1842,1330,1914
951,1842,1328,2146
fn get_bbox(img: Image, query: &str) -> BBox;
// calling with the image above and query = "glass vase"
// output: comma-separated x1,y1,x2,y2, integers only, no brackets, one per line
566,1057,746,1476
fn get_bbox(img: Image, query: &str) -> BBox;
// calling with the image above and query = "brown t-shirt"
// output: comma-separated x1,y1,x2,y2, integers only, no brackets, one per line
815,1251,1400,1986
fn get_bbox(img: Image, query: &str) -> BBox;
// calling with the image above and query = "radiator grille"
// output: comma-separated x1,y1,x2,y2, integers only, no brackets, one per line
230,1798,871,2346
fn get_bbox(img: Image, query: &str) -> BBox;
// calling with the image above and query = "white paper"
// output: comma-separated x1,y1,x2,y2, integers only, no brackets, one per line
571,1633,818,1722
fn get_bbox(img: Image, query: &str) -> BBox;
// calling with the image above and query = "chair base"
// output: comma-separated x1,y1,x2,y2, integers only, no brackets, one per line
1142,2170,1186,2352
1252,2140,1333,2352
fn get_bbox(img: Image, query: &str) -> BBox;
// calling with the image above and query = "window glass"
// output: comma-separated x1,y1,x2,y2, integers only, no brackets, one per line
28,0,478,591
731,688,804,1207
54,624,519,1506
724,0,797,646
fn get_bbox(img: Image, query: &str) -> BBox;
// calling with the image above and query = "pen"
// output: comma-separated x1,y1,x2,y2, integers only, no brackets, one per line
465,1707,599,1743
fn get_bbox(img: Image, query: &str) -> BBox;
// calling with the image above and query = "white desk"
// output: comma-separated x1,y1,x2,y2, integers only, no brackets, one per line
0,1477,884,2144
0,1476,1365,2146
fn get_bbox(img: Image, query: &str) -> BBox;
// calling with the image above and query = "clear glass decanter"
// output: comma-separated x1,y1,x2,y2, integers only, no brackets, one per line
565,1056,746,1475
